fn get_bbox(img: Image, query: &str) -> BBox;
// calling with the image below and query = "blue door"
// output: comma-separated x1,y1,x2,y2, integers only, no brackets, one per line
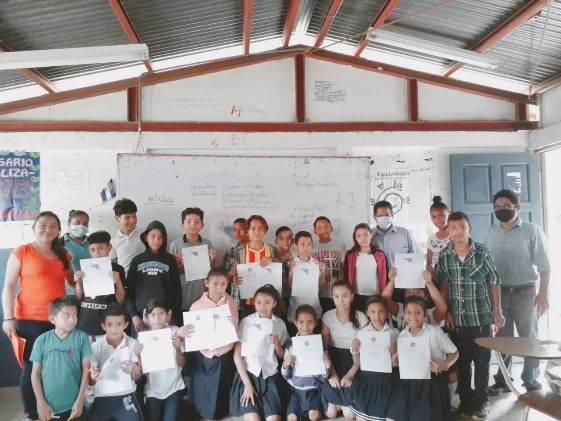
450,152,542,243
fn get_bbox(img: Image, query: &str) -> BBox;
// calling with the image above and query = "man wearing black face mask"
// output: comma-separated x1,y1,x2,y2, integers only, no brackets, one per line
485,189,551,395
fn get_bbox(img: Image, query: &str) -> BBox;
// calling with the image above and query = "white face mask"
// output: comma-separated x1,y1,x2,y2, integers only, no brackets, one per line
376,216,392,230
70,225,88,237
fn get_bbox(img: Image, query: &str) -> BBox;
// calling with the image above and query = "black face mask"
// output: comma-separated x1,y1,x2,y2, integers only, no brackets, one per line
494,209,516,223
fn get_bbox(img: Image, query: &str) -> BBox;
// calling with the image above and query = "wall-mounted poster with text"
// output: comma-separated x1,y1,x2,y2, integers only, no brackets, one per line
0,151,40,221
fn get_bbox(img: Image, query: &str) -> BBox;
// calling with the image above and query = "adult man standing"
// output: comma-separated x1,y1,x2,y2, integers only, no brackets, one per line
372,200,419,268
485,189,551,394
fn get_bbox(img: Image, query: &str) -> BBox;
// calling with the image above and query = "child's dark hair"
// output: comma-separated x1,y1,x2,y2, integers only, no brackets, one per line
331,281,361,329
349,223,378,254
364,294,388,313
49,296,77,315
430,196,449,212
275,225,292,237
247,214,268,232
313,216,331,228
493,189,519,206
113,198,137,217
373,200,393,216
68,209,89,223
448,211,471,228
35,211,70,270
207,267,229,282
295,230,312,244
295,304,317,321
181,207,204,223
88,230,111,245
403,295,427,313
234,217,247,227
102,302,128,322
145,297,170,314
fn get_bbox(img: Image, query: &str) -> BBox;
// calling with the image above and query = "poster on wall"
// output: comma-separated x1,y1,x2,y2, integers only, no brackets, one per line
370,169,411,224
0,151,40,222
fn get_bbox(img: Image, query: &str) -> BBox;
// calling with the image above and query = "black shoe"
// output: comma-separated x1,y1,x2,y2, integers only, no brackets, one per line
471,402,490,420
487,382,510,396
456,401,472,419
522,380,542,391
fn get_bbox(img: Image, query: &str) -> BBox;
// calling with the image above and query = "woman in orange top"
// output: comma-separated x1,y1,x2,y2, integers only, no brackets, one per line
2,211,73,421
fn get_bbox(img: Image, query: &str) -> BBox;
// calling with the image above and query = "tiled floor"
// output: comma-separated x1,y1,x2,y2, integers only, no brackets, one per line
0,363,557,421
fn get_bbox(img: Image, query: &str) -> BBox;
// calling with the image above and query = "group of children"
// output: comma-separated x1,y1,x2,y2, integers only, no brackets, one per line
24,194,502,421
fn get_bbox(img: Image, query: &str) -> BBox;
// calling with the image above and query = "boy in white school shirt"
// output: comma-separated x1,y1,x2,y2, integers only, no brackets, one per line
109,198,144,277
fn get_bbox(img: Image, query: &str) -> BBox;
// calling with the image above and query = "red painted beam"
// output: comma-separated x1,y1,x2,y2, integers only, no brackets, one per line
354,0,400,57
314,0,345,48
0,120,536,132
127,86,139,123
407,79,418,122
515,102,528,121
0,42,57,93
283,0,301,48
107,0,153,72
295,54,306,122
243,0,254,55
441,0,548,77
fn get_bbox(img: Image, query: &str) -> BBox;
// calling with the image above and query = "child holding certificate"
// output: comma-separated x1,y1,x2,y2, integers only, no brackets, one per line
386,296,458,421
230,285,288,421
320,281,368,419
347,295,398,421
133,298,186,421
281,305,329,421
343,223,388,311
178,268,239,420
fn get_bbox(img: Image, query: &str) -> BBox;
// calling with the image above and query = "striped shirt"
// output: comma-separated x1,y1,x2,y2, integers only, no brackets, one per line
437,240,499,328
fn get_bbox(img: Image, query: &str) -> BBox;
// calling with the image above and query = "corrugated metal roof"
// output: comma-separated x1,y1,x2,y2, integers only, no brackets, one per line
0,0,560,99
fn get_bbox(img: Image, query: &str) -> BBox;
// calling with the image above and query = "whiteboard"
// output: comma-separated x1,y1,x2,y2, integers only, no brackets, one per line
117,155,370,248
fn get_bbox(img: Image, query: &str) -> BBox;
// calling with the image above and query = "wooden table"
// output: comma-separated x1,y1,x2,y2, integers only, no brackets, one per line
476,337,561,420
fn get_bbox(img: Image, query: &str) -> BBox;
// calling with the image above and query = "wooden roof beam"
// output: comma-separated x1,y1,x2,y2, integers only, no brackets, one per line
354,0,400,57
0,42,57,93
441,0,549,77
243,0,254,55
107,0,154,72
282,0,302,47
314,0,344,48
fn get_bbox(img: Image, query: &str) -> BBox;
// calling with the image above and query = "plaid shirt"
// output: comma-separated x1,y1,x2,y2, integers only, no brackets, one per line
437,239,499,328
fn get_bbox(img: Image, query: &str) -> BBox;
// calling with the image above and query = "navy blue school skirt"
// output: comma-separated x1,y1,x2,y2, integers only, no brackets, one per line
188,350,235,420
320,346,353,407
286,387,323,419
386,372,449,421
348,370,396,420
229,371,284,418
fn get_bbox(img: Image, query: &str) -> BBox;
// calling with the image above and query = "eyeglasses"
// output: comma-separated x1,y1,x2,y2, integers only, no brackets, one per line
494,204,516,211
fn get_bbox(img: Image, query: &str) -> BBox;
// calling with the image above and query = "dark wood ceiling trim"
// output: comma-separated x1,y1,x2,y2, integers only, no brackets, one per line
407,78,418,122
295,54,306,122
354,0,400,56
0,120,536,132
107,0,154,72
311,48,536,104
314,0,345,48
283,0,302,48
0,42,57,93
243,0,254,55
441,0,548,77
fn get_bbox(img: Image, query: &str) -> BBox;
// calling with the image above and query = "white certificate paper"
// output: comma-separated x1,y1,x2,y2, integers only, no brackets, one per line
80,257,114,298
137,328,176,373
357,330,392,373
398,336,431,379
96,348,131,396
292,334,325,376
291,263,320,298
394,253,426,289
241,318,273,357
182,245,211,281
237,263,283,299
182,306,237,351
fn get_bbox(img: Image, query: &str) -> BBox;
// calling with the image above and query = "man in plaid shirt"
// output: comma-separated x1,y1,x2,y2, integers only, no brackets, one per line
438,211,505,421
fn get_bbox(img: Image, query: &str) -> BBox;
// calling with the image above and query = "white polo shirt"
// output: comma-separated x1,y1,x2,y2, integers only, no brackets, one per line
109,229,144,276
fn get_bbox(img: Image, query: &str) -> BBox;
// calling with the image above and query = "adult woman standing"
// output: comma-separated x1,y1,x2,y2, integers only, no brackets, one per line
2,211,74,421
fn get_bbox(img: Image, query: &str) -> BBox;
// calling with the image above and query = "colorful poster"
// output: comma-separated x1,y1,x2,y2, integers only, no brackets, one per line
0,151,40,221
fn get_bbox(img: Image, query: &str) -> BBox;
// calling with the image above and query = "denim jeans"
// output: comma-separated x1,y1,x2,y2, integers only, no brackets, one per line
456,324,491,405
146,389,182,421
494,289,540,385
16,320,53,415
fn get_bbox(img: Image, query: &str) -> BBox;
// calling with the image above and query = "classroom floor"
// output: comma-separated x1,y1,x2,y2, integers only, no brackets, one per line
0,363,556,421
